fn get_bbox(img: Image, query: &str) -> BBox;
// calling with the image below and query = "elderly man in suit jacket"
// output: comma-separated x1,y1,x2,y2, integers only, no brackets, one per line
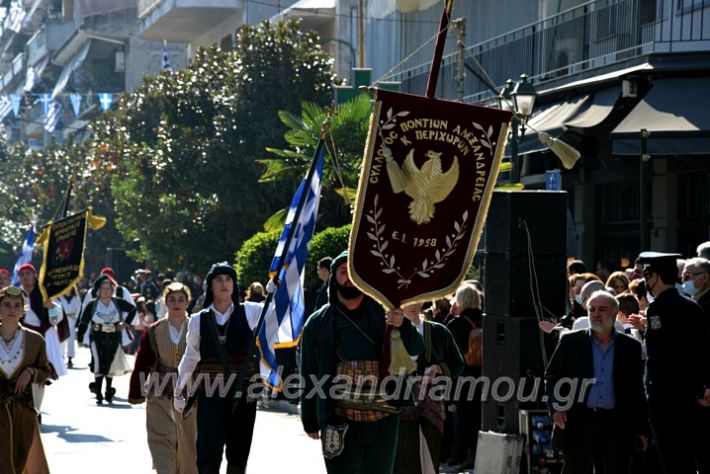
545,290,650,474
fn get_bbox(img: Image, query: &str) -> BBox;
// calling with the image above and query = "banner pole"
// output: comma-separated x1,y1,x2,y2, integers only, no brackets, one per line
425,0,454,98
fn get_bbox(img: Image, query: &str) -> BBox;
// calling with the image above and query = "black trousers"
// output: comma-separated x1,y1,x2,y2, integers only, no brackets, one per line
561,408,629,474
196,391,257,474
649,398,701,474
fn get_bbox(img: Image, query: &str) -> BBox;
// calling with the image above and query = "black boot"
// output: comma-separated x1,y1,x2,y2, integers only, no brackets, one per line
226,465,246,474
67,357,73,368
105,377,115,403
91,377,104,405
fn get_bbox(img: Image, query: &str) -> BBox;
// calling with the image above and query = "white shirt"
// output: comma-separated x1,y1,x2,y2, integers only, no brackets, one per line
82,285,135,313
92,300,122,325
176,301,262,394
58,295,82,319
168,320,186,345
0,329,24,378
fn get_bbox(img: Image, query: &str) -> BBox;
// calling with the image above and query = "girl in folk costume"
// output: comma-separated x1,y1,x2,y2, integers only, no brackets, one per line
0,286,51,474
17,263,68,414
57,286,81,368
76,275,136,404
129,282,197,474
394,302,464,474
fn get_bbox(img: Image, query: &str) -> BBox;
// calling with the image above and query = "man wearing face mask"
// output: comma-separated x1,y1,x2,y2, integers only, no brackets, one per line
681,257,710,473
638,251,710,474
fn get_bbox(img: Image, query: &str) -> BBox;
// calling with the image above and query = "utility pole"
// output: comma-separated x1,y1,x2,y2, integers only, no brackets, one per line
358,0,365,68
452,18,466,102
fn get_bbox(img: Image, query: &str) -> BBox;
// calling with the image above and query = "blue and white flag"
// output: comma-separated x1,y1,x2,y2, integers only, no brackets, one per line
69,93,82,117
44,100,62,133
0,96,11,122
38,93,51,115
257,145,325,389
8,1,26,33
12,227,35,286
162,39,171,71
9,93,21,117
98,93,112,111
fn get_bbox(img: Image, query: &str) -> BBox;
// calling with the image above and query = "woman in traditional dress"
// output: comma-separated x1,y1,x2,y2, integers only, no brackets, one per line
76,275,136,404
0,285,51,474
129,282,197,474
394,301,464,474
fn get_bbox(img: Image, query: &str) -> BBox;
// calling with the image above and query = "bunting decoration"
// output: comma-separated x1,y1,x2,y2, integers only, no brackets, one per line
0,96,11,122
10,94,21,117
162,39,171,71
69,93,82,117
98,93,112,111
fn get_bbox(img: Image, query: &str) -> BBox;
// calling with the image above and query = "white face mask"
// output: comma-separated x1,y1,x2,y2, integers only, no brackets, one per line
682,280,699,296
675,282,685,293
575,294,584,305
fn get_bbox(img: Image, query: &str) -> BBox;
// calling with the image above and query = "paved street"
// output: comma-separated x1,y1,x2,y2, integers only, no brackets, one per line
39,348,325,474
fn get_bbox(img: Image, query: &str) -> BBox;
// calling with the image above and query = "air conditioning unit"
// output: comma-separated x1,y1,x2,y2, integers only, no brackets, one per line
114,51,125,73
622,79,637,98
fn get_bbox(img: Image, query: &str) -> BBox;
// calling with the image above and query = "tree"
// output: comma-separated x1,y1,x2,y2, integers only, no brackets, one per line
90,19,338,272
304,224,351,292
234,230,280,292
259,94,372,230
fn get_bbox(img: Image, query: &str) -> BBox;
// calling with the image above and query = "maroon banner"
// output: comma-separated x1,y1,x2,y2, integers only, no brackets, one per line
349,89,512,310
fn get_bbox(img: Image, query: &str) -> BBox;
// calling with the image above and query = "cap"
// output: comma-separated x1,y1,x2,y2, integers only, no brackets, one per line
202,262,239,308
637,251,682,275
100,267,115,278
17,263,36,275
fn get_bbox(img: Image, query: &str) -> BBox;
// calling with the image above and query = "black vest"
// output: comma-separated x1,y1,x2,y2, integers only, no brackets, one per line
199,305,252,358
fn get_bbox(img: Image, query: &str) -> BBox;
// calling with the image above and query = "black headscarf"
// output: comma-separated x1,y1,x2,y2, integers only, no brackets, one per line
202,262,240,308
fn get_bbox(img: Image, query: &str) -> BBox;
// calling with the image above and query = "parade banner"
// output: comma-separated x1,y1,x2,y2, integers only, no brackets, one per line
36,209,106,300
349,88,513,310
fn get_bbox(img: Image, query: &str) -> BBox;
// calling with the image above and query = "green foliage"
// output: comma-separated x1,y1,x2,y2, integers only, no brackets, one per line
304,224,351,292
88,19,338,272
234,230,280,291
260,94,372,229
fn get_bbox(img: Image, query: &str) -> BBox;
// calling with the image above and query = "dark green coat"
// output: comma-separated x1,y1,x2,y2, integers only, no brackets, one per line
417,320,464,379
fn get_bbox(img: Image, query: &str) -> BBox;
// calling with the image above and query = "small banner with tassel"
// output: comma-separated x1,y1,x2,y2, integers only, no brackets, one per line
36,208,107,300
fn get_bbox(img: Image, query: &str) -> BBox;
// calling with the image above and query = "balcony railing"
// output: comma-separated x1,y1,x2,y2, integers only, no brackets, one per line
389,0,710,102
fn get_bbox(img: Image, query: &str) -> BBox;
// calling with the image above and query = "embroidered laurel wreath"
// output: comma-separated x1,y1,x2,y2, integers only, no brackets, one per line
367,194,468,289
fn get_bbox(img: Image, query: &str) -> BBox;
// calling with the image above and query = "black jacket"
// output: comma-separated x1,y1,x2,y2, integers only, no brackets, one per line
545,329,650,446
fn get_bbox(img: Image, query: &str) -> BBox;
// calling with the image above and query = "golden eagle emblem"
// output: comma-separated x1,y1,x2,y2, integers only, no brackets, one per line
386,149,459,224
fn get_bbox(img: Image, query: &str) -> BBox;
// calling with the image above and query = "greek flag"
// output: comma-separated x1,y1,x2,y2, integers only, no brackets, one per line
162,40,171,71
12,227,35,286
257,144,325,389
44,100,62,133
8,1,26,33
0,96,11,122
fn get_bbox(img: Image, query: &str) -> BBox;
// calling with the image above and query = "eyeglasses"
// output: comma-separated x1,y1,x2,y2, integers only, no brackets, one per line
682,271,705,279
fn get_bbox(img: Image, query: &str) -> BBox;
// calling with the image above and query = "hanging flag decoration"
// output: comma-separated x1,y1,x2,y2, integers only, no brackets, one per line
44,100,62,133
8,1,26,33
0,96,11,122
69,93,82,117
349,88,512,309
39,93,51,115
98,93,112,111
162,39,171,71
23,67,37,92
35,209,107,300
10,93,21,117
12,226,36,286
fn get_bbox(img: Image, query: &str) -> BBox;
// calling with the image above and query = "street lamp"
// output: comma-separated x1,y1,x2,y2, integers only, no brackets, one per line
499,74,538,183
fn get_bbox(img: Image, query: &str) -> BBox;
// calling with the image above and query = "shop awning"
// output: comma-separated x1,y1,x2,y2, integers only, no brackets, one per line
515,94,589,154
22,56,49,92
564,86,620,130
52,40,91,99
611,78,710,155
272,0,335,27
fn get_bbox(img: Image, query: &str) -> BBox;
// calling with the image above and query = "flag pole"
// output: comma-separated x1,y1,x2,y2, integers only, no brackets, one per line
425,0,454,98
229,120,331,413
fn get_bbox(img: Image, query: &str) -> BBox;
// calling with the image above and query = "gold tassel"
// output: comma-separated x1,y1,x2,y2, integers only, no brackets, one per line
538,131,581,170
388,329,418,375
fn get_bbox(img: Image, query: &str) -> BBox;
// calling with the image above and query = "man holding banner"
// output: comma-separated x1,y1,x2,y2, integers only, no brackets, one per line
300,250,424,474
